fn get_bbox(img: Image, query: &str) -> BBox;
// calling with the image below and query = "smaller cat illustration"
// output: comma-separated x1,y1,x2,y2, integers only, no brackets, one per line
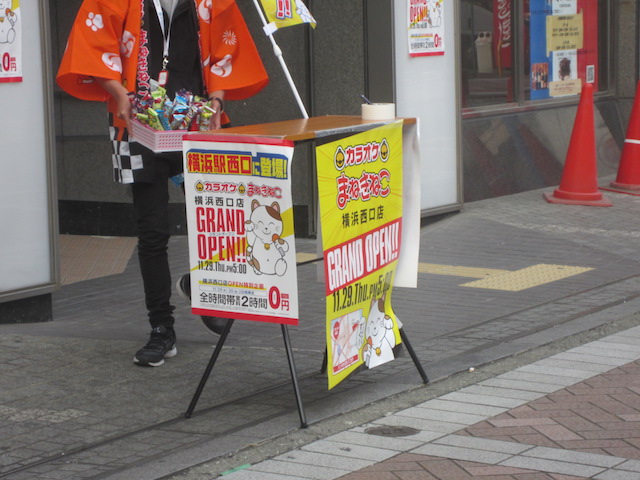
0,0,17,44
245,200,289,276
362,294,396,369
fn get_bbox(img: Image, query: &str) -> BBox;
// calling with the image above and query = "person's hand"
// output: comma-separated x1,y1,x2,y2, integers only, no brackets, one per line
95,77,132,132
209,91,225,130
211,108,222,130
114,93,132,133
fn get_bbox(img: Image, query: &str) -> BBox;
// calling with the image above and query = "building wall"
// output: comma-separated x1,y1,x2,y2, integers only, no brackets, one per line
614,0,638,121
52,1,639,233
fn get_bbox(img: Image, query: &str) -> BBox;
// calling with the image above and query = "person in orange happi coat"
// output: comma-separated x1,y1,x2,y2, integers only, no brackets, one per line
57,0,268,366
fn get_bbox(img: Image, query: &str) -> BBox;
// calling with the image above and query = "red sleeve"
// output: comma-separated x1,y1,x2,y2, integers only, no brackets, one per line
56,0,130,101
203,0,269,100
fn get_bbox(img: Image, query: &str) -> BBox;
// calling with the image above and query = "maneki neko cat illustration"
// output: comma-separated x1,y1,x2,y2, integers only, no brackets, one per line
362,294,397,369
0,0,18,44
426,0,442,28
245,200,289,276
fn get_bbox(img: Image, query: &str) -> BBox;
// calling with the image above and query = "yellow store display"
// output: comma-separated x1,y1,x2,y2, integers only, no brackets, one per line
316,121,405,389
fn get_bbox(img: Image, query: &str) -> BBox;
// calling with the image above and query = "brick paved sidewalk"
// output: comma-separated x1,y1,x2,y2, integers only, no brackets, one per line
222,326,640,479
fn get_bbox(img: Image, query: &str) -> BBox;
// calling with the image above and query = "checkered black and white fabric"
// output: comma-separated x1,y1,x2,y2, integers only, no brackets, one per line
108,115,150,184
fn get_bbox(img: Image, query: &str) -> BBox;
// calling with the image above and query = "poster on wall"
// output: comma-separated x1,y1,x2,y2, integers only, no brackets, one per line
407,0,445,57
0,0,22,83
530,0,597,99
316,121,405,389
182,135,299,325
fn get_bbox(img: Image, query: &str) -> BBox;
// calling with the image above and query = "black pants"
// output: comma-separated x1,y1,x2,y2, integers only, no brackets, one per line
131,151,183,329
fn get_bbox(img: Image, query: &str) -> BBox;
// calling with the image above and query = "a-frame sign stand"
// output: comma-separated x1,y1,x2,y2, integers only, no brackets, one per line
185,319,308,428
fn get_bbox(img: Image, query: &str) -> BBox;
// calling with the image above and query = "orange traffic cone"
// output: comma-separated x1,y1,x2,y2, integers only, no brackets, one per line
605,81,640,193
544,83,612,207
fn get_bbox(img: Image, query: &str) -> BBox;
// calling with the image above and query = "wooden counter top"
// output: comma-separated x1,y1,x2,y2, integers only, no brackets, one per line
186,115,415,143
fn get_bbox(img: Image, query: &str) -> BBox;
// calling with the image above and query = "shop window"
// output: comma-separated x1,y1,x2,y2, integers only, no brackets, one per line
460,0,610,110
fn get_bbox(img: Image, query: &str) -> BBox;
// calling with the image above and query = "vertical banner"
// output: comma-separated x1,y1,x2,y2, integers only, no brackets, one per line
530,0,598,99
0,0,21,82
407,0,445,57
258,0,316,29
493,0,512,71
316,121,404,389
183,136,299,325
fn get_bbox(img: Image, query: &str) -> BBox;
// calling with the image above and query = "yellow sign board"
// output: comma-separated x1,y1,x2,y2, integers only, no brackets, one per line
546,13,583,53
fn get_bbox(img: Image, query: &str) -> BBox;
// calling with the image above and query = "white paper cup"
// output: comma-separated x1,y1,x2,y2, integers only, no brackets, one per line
361,103,396,120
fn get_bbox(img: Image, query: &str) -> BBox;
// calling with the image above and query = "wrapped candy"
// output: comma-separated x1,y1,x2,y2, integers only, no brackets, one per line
169,114,185,130
178,104,199,130
199,105,216,131
132,88,218,132
146,108,164,131
156,110,171,130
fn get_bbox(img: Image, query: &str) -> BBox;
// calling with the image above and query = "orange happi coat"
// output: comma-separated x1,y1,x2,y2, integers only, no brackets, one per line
57,0,268,184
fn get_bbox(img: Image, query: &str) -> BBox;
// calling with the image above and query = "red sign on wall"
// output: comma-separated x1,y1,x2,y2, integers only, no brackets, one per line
493,0,512,71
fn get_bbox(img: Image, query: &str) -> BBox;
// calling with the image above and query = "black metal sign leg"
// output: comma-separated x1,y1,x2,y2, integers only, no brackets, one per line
281,324,308,428
320,347,328,374
185,319,234,418
400,328,429,384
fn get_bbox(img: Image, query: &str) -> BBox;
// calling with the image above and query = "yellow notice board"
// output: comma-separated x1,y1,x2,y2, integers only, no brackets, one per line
316,121,404,389
546,13,583,53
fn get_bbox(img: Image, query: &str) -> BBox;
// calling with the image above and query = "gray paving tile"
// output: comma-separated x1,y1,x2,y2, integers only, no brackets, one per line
619,327,640,338
522,446,626,468
324,431,424,452
417,398,507,417
223,469,299,479
554,351,630,367
516,364,599,380
479,377,566,393
496,370,584,386
534,357,616,373
246,459,349,479
597,337,640,349
411,443,513,464
462,384,548,400
433,434,532,455
439,391,528,408
571,345,640,360
399,429,448,443
372,415,468,434
615,460,640,472
301,440,397,463
272,450,374,471
393,406,487,425
500,456,606,477
594,470,640,480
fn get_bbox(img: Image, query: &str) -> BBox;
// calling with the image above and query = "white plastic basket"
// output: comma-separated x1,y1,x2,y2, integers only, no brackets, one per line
130,119,185,153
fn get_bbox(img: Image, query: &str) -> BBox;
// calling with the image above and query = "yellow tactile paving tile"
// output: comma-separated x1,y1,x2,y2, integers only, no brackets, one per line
296,252,320,263
461,264,593,292
418,263,510,279
60,235,137,285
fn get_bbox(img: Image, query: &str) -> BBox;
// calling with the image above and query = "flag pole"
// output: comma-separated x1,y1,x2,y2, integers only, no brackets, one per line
252,0,310,119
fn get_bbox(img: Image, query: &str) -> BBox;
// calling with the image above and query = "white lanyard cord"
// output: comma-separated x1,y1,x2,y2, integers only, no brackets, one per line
152,0,171,66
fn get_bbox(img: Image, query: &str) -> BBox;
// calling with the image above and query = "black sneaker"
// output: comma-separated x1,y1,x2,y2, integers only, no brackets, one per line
176,273,229,335
133,326,177,367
